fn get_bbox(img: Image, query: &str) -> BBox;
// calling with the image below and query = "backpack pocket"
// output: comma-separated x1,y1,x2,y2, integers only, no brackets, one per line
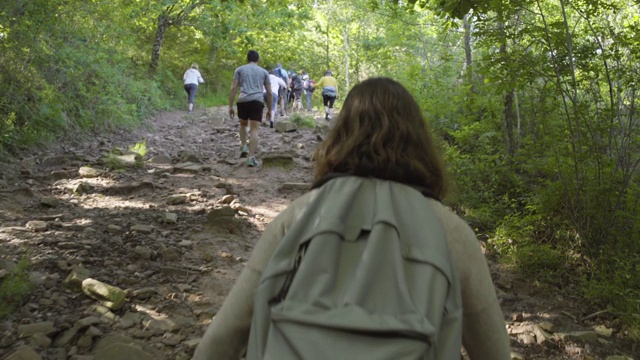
263,301,433,360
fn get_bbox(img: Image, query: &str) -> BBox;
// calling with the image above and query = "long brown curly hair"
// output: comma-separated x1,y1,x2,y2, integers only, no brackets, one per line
313,77,449,198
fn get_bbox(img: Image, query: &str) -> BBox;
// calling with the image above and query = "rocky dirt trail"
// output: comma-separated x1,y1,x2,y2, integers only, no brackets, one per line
0,107,637,360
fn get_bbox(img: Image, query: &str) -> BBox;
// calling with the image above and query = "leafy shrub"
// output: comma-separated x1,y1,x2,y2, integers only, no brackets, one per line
289,113,316,128
0,257,33,319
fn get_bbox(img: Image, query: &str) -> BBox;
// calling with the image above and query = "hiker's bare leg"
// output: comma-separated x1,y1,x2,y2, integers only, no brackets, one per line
239,119,248,146
249,120,260,157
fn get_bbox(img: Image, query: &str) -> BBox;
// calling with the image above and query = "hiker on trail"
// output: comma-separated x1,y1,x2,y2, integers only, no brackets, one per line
301,69,314,112
193,77,511,360
228,50,272,167
312,70,338,120
183,63,205,113
274,63,289,116
289,71,304,112
265,70,287,128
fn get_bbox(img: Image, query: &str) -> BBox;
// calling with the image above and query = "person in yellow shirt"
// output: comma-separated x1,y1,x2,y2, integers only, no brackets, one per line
312,70,338,120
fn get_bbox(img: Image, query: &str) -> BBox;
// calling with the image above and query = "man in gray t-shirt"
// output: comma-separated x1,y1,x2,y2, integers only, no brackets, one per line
229,50,272,167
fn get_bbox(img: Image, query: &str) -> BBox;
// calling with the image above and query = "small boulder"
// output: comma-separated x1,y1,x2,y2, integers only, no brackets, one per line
78,166,102,178
149,155,172,165
64,267,90,292
39,197,59,208
26,220,48,232
81,278,127,310
161,212,178,224
18,322,57,338
4,346,42,360
167,194,188,205
131,224,153,234
275,120,297,133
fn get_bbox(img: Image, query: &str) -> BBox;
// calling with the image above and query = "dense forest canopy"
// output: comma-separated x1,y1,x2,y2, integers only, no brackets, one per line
2,0,639,334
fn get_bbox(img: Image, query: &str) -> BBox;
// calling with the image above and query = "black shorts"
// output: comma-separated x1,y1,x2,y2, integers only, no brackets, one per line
323,94,336,108
237,100,264,122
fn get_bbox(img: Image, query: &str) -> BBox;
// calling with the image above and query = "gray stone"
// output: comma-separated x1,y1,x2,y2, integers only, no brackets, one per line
85,305,118,323
262,152,295,168
173,162,202,173
205,207,243,234
134,246,155,260
130,330,154,339
207,206,236,219
132,288,157,300
279,183,311,191
161,334,184,346
106,225,122,234
78,167,102,178
159,266,193,277
92,334,165,360
218,195,235,204
4,346,42,360
0,269,9,279
53,326,79,347
18,322,57,338
230,203,251,214
64,267,90,292
532,324,552,344
558,331,599,344
149,166,173,176
131,224,153,234
166,194,188,205
93,342,153,360
160,248,182,262
0,259,17,272
26,220,48,232
119,312,142,329
183,338,201,350
74,182,94,195
538,321,555,333
40,197,59,208
70,356,94,360
178,151,201,163
161,212,178,224
275,120,297,132
149,155,172,164
30,333,52,349
143,318,181,333
85,326,103,337
76,334,93,349
594,325,613,337
517,333,536,345
75,317,101,329
81,279,127,310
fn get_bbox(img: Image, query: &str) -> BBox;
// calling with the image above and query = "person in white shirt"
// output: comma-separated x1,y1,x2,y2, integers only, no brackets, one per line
183,63,205,113
264,71,287,128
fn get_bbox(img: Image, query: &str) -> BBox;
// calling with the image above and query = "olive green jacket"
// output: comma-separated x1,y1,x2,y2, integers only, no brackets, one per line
193,176,510,360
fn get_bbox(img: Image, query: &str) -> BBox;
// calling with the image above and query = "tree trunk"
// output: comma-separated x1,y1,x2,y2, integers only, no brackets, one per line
325,20,330,68
149,13,170,75
463,14,472,71
344,23,349,90
498,21,515,157
503,89,516,157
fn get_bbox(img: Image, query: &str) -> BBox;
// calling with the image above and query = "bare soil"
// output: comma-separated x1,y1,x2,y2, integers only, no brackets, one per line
0,107,637,359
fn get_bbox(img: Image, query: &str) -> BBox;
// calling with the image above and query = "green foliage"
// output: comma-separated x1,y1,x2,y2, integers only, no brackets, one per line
2,0,640,334
0,257,33,319
129,140,148,158
289,113,316,129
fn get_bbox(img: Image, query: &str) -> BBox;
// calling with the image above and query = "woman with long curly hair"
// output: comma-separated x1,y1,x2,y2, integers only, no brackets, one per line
193,77,510,360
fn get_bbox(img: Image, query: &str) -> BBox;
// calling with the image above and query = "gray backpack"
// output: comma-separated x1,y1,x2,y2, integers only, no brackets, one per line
246,176,463,360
